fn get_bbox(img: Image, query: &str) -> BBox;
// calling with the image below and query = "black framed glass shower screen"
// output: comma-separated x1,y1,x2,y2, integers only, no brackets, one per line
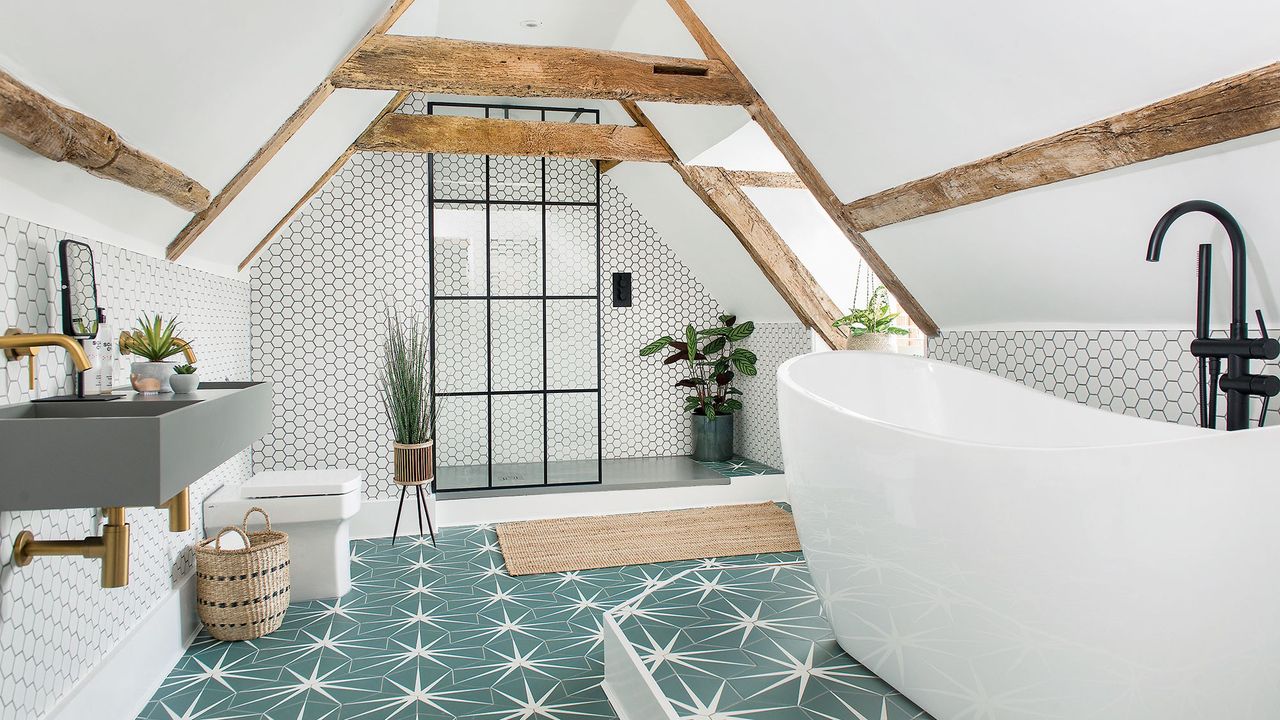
429,102,603,492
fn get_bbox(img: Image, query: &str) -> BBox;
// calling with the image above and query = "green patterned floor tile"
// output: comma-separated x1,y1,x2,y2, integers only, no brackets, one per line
697,455,782,477
137,524,809,719
610,563,932,720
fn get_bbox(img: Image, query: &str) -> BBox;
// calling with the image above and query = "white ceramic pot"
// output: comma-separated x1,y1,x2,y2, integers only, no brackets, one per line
845,333,899,353
169,373,200,394
130,361,176,394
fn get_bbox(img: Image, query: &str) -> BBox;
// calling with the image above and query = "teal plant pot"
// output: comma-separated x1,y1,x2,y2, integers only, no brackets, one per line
691,412,734,462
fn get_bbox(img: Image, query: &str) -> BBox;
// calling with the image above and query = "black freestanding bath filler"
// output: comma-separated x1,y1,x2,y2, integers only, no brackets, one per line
1146,200,1280,430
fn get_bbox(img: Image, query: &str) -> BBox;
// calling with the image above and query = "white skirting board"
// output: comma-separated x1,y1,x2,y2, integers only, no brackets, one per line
350,485,440,540
351,473,787,537
44,573,200,720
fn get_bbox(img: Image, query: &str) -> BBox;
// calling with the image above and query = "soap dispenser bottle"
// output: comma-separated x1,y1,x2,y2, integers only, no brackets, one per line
79,309,114,395
96,308,115,392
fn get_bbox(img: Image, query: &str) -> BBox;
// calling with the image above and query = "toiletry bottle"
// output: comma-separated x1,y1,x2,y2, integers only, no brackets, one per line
96,310,114,393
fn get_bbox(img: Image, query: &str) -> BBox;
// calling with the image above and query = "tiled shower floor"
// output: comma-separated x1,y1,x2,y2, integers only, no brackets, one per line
136,517,905,720
435,454,781,497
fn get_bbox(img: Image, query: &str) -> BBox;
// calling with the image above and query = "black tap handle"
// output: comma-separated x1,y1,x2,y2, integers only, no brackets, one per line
1220,373,1280,397
1257,309,1276,429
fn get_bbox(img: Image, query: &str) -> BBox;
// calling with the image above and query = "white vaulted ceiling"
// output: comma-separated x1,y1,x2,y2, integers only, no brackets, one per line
0,0,406,274
4,0,1279,332
687,0,1280,330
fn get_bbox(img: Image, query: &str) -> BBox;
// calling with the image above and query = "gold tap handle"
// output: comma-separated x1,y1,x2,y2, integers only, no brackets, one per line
28,354,34,390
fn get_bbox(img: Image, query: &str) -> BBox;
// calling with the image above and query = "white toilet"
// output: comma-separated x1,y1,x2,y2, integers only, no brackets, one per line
204,470,363,602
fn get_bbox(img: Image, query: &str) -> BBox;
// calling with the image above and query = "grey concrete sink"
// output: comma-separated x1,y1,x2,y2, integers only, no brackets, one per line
0,382,272,511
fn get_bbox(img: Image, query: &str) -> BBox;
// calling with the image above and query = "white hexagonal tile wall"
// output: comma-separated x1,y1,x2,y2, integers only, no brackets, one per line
929,329,1280,428
0,210,250,720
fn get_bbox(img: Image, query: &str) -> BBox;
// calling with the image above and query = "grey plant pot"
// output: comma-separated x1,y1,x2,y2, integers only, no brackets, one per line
691,412,734,462
130,361,177,394
170,373,200,394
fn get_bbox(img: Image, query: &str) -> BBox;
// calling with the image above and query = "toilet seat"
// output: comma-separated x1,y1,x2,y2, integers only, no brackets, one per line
241,469,361,499
205,470,363,528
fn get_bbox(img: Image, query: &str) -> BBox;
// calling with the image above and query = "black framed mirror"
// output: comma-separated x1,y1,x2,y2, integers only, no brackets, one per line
59,239,100,338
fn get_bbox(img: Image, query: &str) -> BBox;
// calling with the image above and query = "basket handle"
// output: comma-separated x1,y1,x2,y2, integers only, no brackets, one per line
213,525,250,551
242,506,272,533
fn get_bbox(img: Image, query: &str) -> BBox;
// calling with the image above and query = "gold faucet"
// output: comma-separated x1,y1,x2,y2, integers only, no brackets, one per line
118,332,197,364
13,507,130,588
1,328,93,389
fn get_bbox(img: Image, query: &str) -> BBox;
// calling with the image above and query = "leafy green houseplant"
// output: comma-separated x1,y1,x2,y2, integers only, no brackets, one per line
833,286,908,352
123,314,187,394
380,315,434,487
641,314,756,461
170,364,200,394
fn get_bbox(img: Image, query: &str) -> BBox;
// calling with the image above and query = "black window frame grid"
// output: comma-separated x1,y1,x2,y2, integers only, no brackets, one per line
429,101,604,492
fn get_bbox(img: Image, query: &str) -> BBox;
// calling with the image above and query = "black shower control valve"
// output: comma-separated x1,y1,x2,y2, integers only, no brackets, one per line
612,272,632,307
1190,337,1280,360
1219,373,1280,398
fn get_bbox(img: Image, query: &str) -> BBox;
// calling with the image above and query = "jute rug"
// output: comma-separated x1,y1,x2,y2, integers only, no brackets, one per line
496,502,801,576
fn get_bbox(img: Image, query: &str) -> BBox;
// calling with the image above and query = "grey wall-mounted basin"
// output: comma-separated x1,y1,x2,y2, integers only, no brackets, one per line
0,382,272,511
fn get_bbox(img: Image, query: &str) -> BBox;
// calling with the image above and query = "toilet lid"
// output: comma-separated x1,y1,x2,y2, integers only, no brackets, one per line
242,470,363,498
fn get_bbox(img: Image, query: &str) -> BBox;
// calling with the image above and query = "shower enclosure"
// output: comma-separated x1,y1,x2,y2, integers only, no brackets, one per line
429,102,603,492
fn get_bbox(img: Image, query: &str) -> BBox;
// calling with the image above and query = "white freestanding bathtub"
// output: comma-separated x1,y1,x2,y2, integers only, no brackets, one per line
778,351,1280,719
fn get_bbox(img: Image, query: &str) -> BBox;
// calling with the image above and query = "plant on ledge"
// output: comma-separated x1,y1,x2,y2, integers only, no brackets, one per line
641,314,756,461
833,286,907,352
126,314,185,362
124,314,185,394
171,364,200,394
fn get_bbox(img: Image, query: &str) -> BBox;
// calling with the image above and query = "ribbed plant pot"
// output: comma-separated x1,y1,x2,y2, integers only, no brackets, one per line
130,361,177,394
691,413,734,462
170,373,200,393
393,440,434,487
845,333,899,353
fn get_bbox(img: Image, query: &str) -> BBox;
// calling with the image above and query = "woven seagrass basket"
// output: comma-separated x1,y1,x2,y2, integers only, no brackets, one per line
194,507,290,641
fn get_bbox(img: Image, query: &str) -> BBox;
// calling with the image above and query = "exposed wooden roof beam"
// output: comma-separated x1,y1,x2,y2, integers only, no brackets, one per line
0,68,210,212
239,92,410,272
687,165,847,349
355,113,674,162
665,0,939,336
167,0,415,261
620,100,844,349
844,61,1280,232
723,170,805,189
332,34,752,106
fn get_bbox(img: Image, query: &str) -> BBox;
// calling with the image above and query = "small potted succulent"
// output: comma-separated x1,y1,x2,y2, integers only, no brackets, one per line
834,286,908,352
170,364,200,394
641,314,756,462
122,314,187,394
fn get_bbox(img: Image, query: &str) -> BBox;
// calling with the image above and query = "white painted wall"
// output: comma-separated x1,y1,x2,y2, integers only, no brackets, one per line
689,122,868,314
689,0,1280,330
871,130,1280,330
605,163,796,323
